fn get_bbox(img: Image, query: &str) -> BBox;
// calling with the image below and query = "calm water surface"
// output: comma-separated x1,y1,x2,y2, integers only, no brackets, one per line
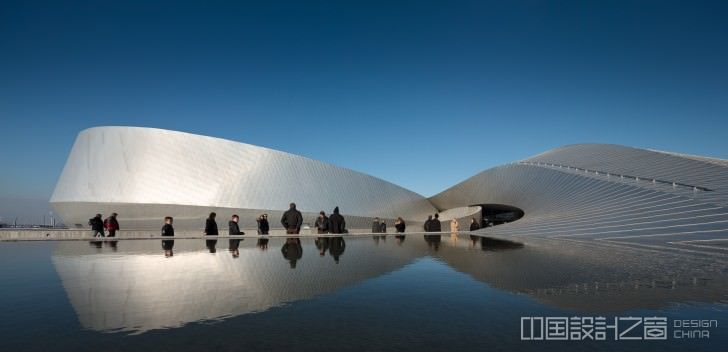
0,234,726,351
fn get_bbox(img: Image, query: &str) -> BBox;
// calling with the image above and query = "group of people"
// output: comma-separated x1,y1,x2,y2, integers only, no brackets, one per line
91,204,486,244
88,213,120,237
423,213,481,233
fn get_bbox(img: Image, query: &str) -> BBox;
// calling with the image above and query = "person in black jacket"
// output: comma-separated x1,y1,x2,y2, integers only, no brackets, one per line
430,213,442,232
229,214,244,235
204,212,218,236
469,217,480,231
424,215,433,232
315,211,329,234
257,214,270,235
161,216,174,257
281,203,303,234
371,217,381,233
105,213,120,237
328,206,346,234
89,214,104,237
379,221,387,233
394,217,406,233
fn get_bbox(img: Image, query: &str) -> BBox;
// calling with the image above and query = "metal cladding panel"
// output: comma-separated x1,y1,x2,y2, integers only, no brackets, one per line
50,127,436,228
429,144,728,252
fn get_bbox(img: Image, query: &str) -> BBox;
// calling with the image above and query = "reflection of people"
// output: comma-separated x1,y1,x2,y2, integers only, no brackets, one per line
229,238,241,258
424,234,441,251
257,214,269,235
329,237,345,264
204,212,218,236
281,203,303,234
315,237,330,256
315,211,329,234
328,207,346,234
395,235,406,245
257,238,269,250
161,216,175,257
281,238,302,268
89,214,104,237
395,217,406,233
104,240,118,251
105,213,120,237
469,235,480,248
206,239,218,253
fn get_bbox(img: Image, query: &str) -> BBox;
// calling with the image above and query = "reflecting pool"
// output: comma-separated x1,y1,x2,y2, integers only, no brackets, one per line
0,235,726,351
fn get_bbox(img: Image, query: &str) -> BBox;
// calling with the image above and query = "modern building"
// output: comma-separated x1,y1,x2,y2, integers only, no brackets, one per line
51,127,728,249
50,127,438,230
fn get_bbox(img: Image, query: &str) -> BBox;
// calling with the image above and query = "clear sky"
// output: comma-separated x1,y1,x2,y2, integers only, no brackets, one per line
1,1,727,222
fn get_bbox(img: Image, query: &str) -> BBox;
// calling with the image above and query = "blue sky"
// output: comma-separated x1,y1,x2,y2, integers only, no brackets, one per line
1,0,727,218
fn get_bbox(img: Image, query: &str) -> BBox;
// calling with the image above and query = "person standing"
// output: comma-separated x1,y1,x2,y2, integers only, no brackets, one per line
424,215,433,232
315,211,329,234
469,218,480,231
89,214,104,237
204,212,218,236
228,214,244,235
379,220,387,233
450,218,459,233
328,206,346,234
257,214,270,235
371,217,381,233
161,216,175,257
431,213,442,232
281,203,303,235
395,217,406,233
105,213,120,237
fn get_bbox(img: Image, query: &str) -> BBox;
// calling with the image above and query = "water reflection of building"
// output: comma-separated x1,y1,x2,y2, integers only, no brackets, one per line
52,238,428,333
435,236,728,312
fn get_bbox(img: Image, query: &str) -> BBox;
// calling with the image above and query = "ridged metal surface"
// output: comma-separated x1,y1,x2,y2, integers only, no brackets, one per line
429,144,728,255
50,127,437,229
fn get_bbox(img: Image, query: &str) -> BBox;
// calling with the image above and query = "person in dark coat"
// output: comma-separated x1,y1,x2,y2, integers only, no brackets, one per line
161,216,174,257
281,238,302,268
257,214,270,235
371,217,381,233
89,214,104,237
228,215,243,257
204,212,218,236
315,211,329,234
379,221,387,233
281,203,303,234
228,214,244,235
430,213,442,232
469,218,480,231
105,213,120,237
328,206,346,234
329,236,346,264
423,215,433,232
394,217,406,233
